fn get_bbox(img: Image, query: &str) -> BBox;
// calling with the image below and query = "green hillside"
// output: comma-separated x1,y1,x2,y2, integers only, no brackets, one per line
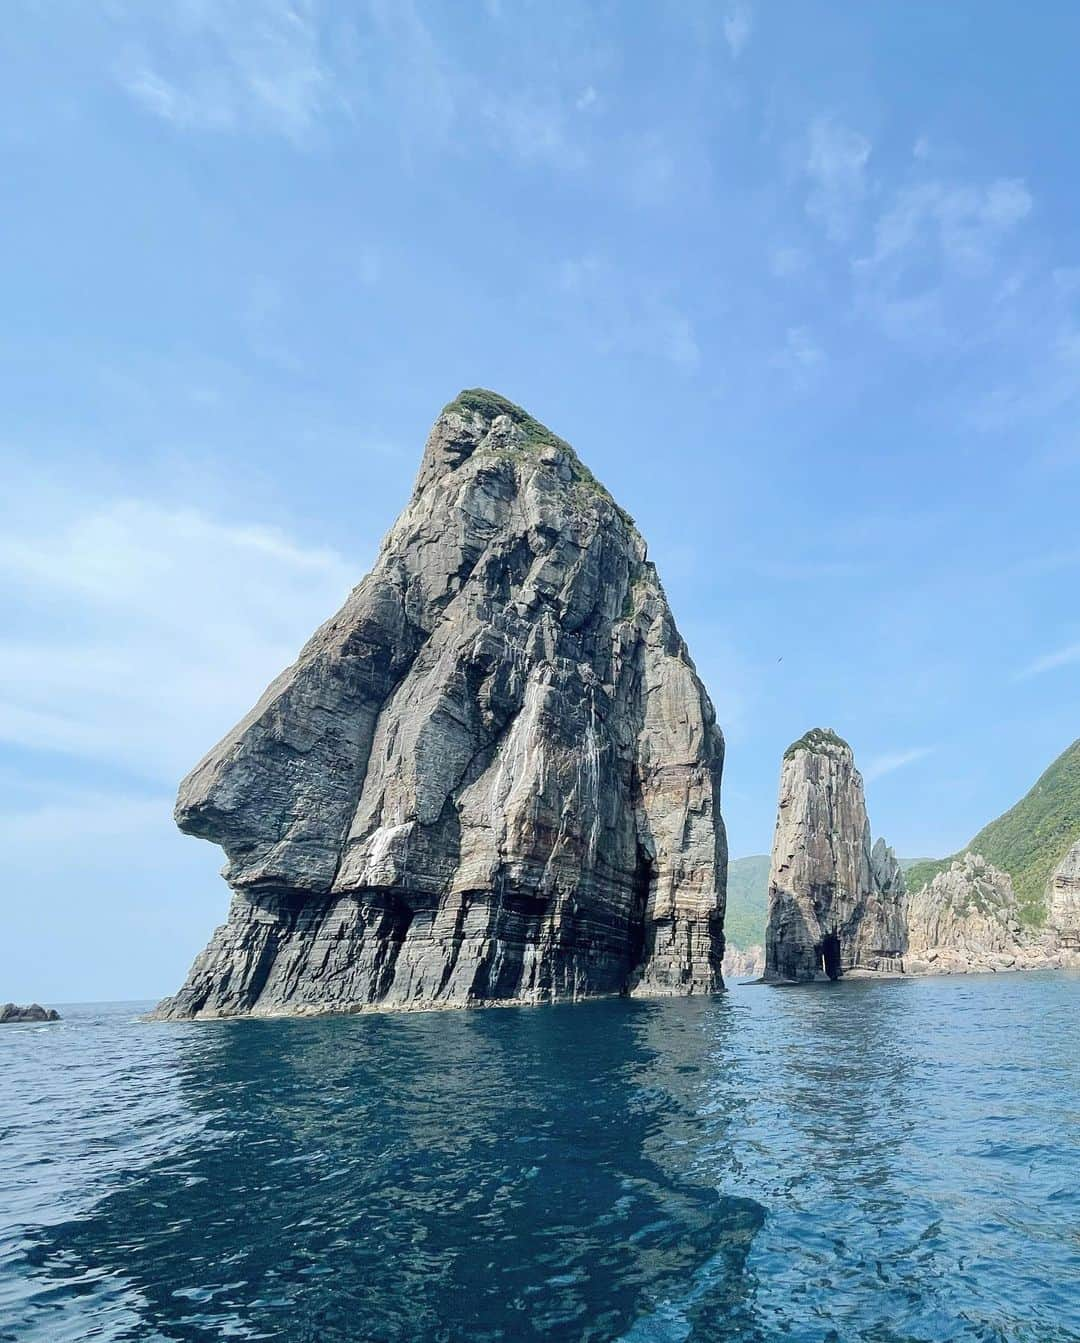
904,737,1080,926
724,855,770,948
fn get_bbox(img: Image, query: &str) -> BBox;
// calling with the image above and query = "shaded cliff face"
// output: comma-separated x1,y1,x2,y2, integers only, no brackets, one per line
763,729,906,983
156,390,726,1019
1048,840,1080,949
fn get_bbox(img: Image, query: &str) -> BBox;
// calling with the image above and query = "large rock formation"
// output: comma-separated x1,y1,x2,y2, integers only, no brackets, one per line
1048,839,1080,950
156,390,727,1019
763,729,906,982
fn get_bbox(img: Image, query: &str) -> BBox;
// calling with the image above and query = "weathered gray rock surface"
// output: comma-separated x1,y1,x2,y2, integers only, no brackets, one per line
1048,839,1080,949
156,390,727,1019
721,944,763,980
905,851,1078,974
906,853,1027,973
763,729,906,982
1,1003,60,1023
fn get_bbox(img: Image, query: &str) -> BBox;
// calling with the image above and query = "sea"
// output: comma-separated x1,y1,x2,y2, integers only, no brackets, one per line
1,972,1078,1342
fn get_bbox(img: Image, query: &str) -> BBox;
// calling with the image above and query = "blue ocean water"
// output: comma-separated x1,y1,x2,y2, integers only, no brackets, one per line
1,973,1078,1342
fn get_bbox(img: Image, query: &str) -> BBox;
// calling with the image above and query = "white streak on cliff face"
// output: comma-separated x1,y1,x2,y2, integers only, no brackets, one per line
157,392,726,1018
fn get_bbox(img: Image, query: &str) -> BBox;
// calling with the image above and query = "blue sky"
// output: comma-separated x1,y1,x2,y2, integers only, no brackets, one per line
3,1,1079,1001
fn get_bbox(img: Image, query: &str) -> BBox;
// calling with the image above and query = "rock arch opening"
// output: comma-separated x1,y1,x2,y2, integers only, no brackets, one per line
819,932,842,980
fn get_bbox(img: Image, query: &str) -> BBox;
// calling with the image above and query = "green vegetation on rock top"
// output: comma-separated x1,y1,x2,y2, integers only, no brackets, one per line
443,387,636,531
783,727,851,760
444,388,570,453
904,737,1080,926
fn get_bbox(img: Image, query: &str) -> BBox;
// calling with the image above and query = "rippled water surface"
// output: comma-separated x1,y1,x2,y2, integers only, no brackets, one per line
2,973,1078,1342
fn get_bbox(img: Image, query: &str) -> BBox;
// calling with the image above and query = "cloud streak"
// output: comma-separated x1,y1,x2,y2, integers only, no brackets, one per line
1015,641,1080,680
116,0,342,144
723,5,753,59
863,747,935,782
804,117,871,242
0,489,360,783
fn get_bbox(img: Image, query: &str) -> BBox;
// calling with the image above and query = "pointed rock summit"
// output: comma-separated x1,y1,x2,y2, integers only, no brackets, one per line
763,728,906,982
157,390,727,1018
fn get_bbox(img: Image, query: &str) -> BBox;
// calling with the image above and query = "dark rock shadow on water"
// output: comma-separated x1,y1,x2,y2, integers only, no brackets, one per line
12,997,768,1343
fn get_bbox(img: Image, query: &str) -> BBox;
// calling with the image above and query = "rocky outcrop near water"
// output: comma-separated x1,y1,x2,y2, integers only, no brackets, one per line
906,853,1028,973
721,944,764,980
763,729,906,983
1,1003,60,1023
905,851,1078,974
156,390,727,1019
1047,840,1080,950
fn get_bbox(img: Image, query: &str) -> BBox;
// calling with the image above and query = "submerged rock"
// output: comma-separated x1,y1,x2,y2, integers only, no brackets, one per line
157,390,727,1019
1,1003,60,1023
763,728,907,983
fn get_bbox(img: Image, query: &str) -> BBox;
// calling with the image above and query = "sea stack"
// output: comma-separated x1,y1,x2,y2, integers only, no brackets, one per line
763,728,906,983
157,390,727,1019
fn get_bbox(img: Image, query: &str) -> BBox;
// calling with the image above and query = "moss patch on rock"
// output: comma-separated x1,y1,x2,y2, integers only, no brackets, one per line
783,727,851,761
443,388,637,531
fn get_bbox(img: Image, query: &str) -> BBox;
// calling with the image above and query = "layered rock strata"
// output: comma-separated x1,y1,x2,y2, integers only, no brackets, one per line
1048,840,1080,950
763,729,906,983
156,390,727,1019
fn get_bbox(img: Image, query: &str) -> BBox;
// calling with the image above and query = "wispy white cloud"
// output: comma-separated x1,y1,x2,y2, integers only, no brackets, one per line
483,93,586,171
770,245,806,278
772,325,825,387
852,175,1033,354
723,5,753,58
0,488,360,782
111,1,606,181
804,116,871,242
116,0,342,144
864,746,935,782
1015,641,1080,680
556,255,700,373
861,178,1031,274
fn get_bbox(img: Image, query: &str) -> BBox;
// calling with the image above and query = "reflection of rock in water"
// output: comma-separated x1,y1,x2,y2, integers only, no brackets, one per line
19,1002,764,1341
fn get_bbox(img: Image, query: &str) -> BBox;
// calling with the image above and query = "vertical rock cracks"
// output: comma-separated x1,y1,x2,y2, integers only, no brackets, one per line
155,391,727,1018
763,729,907,983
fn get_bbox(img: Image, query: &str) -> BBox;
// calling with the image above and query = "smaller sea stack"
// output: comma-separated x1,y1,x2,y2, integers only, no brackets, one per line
764,728,906,983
